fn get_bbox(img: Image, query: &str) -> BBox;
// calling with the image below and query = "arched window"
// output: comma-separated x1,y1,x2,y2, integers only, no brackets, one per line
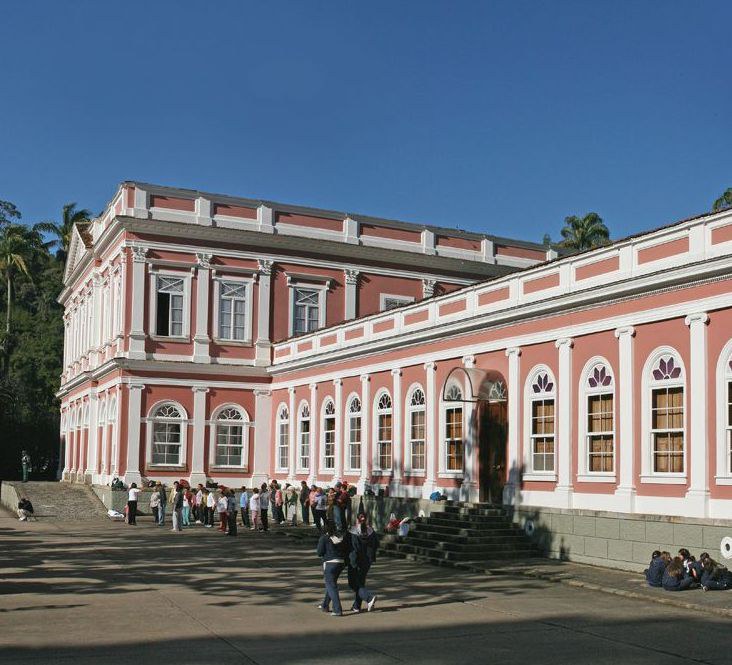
375,391,393,471
578,360,615,478
642,349,685,477
442,384,463,472
347,395,362,471
716,346,732,481
150,403,185,466
407,387,426,473
322,400,336,470
525,367,556,475
213,406,247,467
98,399,108,426
298,402,311,471
276,405,289,471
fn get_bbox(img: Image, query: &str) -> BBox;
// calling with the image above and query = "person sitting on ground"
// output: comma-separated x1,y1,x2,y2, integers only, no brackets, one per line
678,548,696,578
17,497,34,521
700,557,731,591
663,556,698,591
645,550,669,588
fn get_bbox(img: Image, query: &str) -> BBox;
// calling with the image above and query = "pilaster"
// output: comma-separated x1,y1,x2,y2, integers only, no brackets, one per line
193,253,212,363
422,361,438,498
614,326,637,510
190,386,209,486
503,347,522,506
251,388,272,487
334,378,344,479
128,247,148,360
124,383,145,486
391,368,403,495
359,375,371,493
256,259,273,366
344,270,359,320
461,355,478,502
555,338,574,507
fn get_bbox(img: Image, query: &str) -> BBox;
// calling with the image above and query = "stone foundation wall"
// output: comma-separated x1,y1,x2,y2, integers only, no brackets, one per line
512,505,732,572
0,482,21,514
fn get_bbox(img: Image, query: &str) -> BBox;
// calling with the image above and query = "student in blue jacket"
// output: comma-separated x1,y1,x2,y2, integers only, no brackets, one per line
645,551,669,587
316,521,350,616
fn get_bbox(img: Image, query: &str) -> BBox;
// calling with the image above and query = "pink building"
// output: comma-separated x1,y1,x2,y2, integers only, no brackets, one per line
59,181,732,529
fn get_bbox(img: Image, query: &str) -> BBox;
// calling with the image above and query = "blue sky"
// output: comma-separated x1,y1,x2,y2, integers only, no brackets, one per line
1,1,730,243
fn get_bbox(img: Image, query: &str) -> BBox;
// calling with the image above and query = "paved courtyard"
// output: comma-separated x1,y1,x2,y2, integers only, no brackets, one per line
1,511,730,665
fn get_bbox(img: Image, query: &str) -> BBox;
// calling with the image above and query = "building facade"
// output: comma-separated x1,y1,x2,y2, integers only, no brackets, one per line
58,181,732,521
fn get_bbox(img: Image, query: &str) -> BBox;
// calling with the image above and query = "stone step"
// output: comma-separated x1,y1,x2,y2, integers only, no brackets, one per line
382,544,540,566
7,481,108,520
402,535,529,550
390,541,538,560
428,512,511,524
441,505,506,517
424,516,516,530
412,523,522,537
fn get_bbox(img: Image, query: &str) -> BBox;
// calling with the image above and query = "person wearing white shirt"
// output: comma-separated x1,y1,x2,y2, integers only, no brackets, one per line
127,483,142,525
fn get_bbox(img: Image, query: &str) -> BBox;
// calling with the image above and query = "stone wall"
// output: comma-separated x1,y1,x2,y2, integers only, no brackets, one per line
0,481,20,514
512,505,732,572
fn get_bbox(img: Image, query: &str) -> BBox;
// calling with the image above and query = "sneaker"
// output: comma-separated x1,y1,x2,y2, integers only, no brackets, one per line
317,604,329,612
250,527,256,530
702,585,709,592
195,520,202,524
330,612,343,617
367,595,377,612
351,607,361,614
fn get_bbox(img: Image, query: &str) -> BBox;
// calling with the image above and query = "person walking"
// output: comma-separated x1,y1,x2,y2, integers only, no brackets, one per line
127,483,142,525
217,489,228,533
316,521,349,616
299,480,310,526
259,483,270,532
157,482,167,526
171,484,184,532
205,488,216,527
239,486,250,528
348,512,379,612
226,489,238,536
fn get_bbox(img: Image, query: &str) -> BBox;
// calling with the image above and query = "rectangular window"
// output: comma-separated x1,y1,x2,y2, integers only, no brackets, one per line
218,281,248,341
445,406,463,471
349,415,361,470
152,423,181,465
651,387,684,473
728,381,732,474
215,425,243,466
378,413,392,470
531,399,555,472
382,296,413,311
293,288,320,335
323,415,336,469
587,393,614,473
410,410,425,471
299,419,310,470
278,422,289,470
156,276,185,337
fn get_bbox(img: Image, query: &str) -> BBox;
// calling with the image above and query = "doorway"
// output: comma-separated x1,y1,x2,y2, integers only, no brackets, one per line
478,400,508,504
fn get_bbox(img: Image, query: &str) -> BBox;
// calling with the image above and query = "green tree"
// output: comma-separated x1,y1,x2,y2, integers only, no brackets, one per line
0,200,21,227
559,212,610,252
712,188,732,212
38,202,92,262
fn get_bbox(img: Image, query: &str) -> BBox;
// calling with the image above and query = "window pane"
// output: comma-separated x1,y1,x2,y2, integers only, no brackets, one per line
156,292,170,336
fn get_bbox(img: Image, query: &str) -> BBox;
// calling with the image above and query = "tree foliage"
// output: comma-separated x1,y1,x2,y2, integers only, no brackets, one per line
559,212,610,252
712,188,732,212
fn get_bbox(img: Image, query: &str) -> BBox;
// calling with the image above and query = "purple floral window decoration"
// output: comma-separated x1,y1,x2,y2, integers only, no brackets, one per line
587,364,613,389
532,372,554,394
652,355,682,381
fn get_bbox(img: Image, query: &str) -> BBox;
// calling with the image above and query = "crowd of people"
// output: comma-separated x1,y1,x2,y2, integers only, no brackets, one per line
645,548,731,592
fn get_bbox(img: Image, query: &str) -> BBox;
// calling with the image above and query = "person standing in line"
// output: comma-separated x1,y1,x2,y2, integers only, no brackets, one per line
348,512,379,612
182,486,194,527
299,480,310,526
342,482,354,527
309,485,319,527
259,483,270,532
274,483,285,525
171,484,184,532
21,450,31,483
314,486,327,533
149,486,161,524
156,482,167,526
195,483,205,524
286,484,298,526
226,489,238,536
205,488,216,527
239,486,250,528
217,489,229,533
316,522,349,617
127,483,142,525
249,487,261,530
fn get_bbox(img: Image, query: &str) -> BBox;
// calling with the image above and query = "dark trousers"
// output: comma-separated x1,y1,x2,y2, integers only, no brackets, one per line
301,502,310,524
348,565,374,610
127,500,137,525
322,562,345,614
219,511,228,532
314,509,326,533
205,507,214,526
240,507,250,527
344,499,352,526
151,506,159,523
261,509,269,531
227,510,238,536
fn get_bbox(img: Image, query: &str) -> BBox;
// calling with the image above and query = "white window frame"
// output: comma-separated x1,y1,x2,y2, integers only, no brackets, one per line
321,399,336,472
145,400,188,468
208,404,250,470
439,382,464,477
288,281,328,337
405,384,426,476
297,401,311,472
373,389,393,473
715,342,732,485
577,357,616,482
276,404,290,473
640,347,687,483
380,293,415,312
213,275,254,345
108,395,118,475
522,365,558,481
148,269,192,340
346,393,362,473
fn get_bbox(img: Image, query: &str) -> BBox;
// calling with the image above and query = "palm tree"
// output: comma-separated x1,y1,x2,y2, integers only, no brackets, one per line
38,202,92,263
559,212,610,252
712,188,732,212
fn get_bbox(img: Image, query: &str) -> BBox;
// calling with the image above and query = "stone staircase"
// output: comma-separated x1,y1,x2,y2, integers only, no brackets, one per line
380,502,542,568
3,481,108,520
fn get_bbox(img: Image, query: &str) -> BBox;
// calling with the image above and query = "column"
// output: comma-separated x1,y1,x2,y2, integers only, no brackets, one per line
86,391,99,481
391,368,403,496
359,375,371,493
504,347,522,506
334,379,344,479
685,312,710,516
555,338,574,507
614,326,636,510
256,260,273,366
422,361,437,498
92,275,103,366
309,383,319,486
128,247,148,359
461,355,478,502
288,386,296,481
124,383,145,486
193,253,212,363
344,270,359,320
190,386,209,485
251,389,272,487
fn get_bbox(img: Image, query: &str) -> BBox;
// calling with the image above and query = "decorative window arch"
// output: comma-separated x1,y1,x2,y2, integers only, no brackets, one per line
98,399,108,426
406,385,426,474
346,394,362,472
715,342,732,483
374,390,393,471
209,404,249,468
147,401,187,467
577,358,616,480
440,382,464,474
276,404,290,472
107,396,117,423
523,366,557,478
321,399,336,471
82,403,90,428
297,401,311,472
641,348,686,481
